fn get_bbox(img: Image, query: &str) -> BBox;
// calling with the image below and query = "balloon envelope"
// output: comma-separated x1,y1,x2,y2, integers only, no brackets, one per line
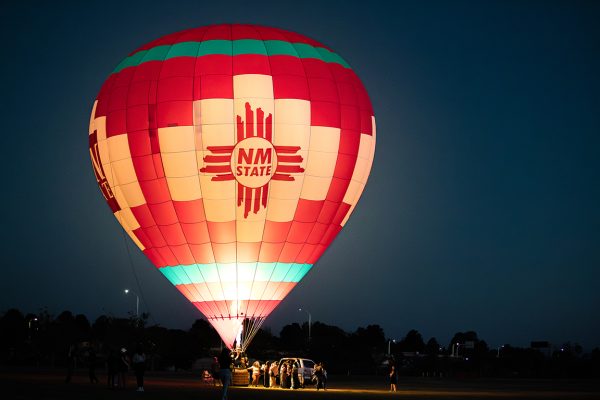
89,24,375,349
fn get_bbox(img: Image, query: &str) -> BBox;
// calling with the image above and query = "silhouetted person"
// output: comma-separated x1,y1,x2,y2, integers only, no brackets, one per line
211,356,221,386
65,344,75,383
389,364,398,392
118,348,129,389
314,362,324,390
291,362,300,389
132,344,146,392
218,347,232,400
88,346,99,383
107,349,118,388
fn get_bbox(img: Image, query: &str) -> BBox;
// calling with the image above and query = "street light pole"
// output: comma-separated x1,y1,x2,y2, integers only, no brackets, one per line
298,308,311,343
124,289,139,317
388,339,396,356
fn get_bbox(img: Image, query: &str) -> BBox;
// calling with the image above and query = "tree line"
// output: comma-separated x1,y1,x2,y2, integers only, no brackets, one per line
1,308,599,378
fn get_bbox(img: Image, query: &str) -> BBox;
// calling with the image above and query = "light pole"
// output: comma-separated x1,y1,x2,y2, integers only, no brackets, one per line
388,339,396,356
298,308,311,344
497,345,504,358
124,289,139,318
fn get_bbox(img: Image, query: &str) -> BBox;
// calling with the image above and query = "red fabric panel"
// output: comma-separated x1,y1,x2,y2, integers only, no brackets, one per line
193,300,282,319
306,222,328,244
338,130,361,156
195,55,232,76
130,204,156,228
237,242,261,262
302,58,333,79
273,74,310,100
279,242,303,261
263,221,292,243
94,74,116,117
212,243,236,263
132,227,152,249
157,76,194,102
176,27,207,42
138,179,171,204
131,155,158,181
127,130,152,157
126,105,149,131
200,75,233,99
311,101,341,128
202,25,231,40
181,222,210,244
131,61,162,81
231,24,262,40
233,54,271,75
360,110,373,135
143,225,167,247
159,57,196,78
158,224,187,246
143,248,166,268
189,243,215,264
325,178,350,203
295,244,317,264
294,199,324,223
308,78,338,103
156,100,193,128
307,244,327,264
287,221,314,243
317,200,339,224
340,105,361,131
258,242,284,263
321,225,342,247
207,221,236,244
333,153,358,180
106,109,126,137
332,202,352,225
114,68,135,88
108,85,128,112
170,244,195,265
173,199,206,223
336,81,358,106
156,246,179,266
127,80,151,107
268,55,306,76
148,202,178,225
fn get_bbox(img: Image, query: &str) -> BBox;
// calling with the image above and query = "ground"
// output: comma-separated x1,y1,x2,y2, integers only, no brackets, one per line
1,369,598,400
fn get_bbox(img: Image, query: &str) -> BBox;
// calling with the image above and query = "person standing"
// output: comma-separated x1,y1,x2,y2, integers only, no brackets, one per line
251,361,261,386
88,346,99,384
118,348,129,389
313,362,324,390
132,344,146,392
269,361,278,388
65,344,76,383
218,347,232,400
211,356,221,386
291,362,300,389
106,349,118,388
389,364,398,392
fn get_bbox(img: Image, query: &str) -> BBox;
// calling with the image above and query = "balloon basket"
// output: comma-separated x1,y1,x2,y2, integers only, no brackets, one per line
231,368,249,386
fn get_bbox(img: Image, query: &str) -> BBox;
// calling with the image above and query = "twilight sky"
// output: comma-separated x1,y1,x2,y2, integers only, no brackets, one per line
1,0,599,349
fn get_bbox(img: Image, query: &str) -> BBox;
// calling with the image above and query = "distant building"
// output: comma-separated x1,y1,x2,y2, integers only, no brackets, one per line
530,341,552,358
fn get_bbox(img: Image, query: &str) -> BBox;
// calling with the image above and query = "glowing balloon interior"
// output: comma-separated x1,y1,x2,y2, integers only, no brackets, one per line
88,24,375,350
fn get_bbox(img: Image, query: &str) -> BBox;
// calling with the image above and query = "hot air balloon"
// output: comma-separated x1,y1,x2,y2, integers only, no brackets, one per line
89,24,375,350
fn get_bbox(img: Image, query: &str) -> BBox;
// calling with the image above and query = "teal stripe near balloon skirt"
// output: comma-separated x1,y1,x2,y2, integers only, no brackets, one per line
159,262,313,286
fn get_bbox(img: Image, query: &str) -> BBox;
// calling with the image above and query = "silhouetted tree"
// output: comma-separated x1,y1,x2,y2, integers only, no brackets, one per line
398,329,425,353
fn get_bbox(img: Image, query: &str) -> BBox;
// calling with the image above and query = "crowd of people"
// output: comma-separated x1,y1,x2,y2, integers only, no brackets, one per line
213,348,329,399
64,343,147,392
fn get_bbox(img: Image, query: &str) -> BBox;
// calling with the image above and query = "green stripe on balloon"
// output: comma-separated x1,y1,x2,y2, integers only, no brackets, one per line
160,262,313,285
112,39,350,74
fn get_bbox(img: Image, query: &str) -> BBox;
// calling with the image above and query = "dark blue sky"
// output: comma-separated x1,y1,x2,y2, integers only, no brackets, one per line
1,0,599,349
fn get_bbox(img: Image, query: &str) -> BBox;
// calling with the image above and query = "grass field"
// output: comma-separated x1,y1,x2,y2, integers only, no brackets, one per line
1,369,599,400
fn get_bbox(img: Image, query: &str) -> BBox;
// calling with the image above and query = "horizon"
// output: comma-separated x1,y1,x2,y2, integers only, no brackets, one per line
1,0,599,351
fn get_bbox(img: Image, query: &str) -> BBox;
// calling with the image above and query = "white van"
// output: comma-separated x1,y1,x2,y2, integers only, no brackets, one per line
278,357,315,387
